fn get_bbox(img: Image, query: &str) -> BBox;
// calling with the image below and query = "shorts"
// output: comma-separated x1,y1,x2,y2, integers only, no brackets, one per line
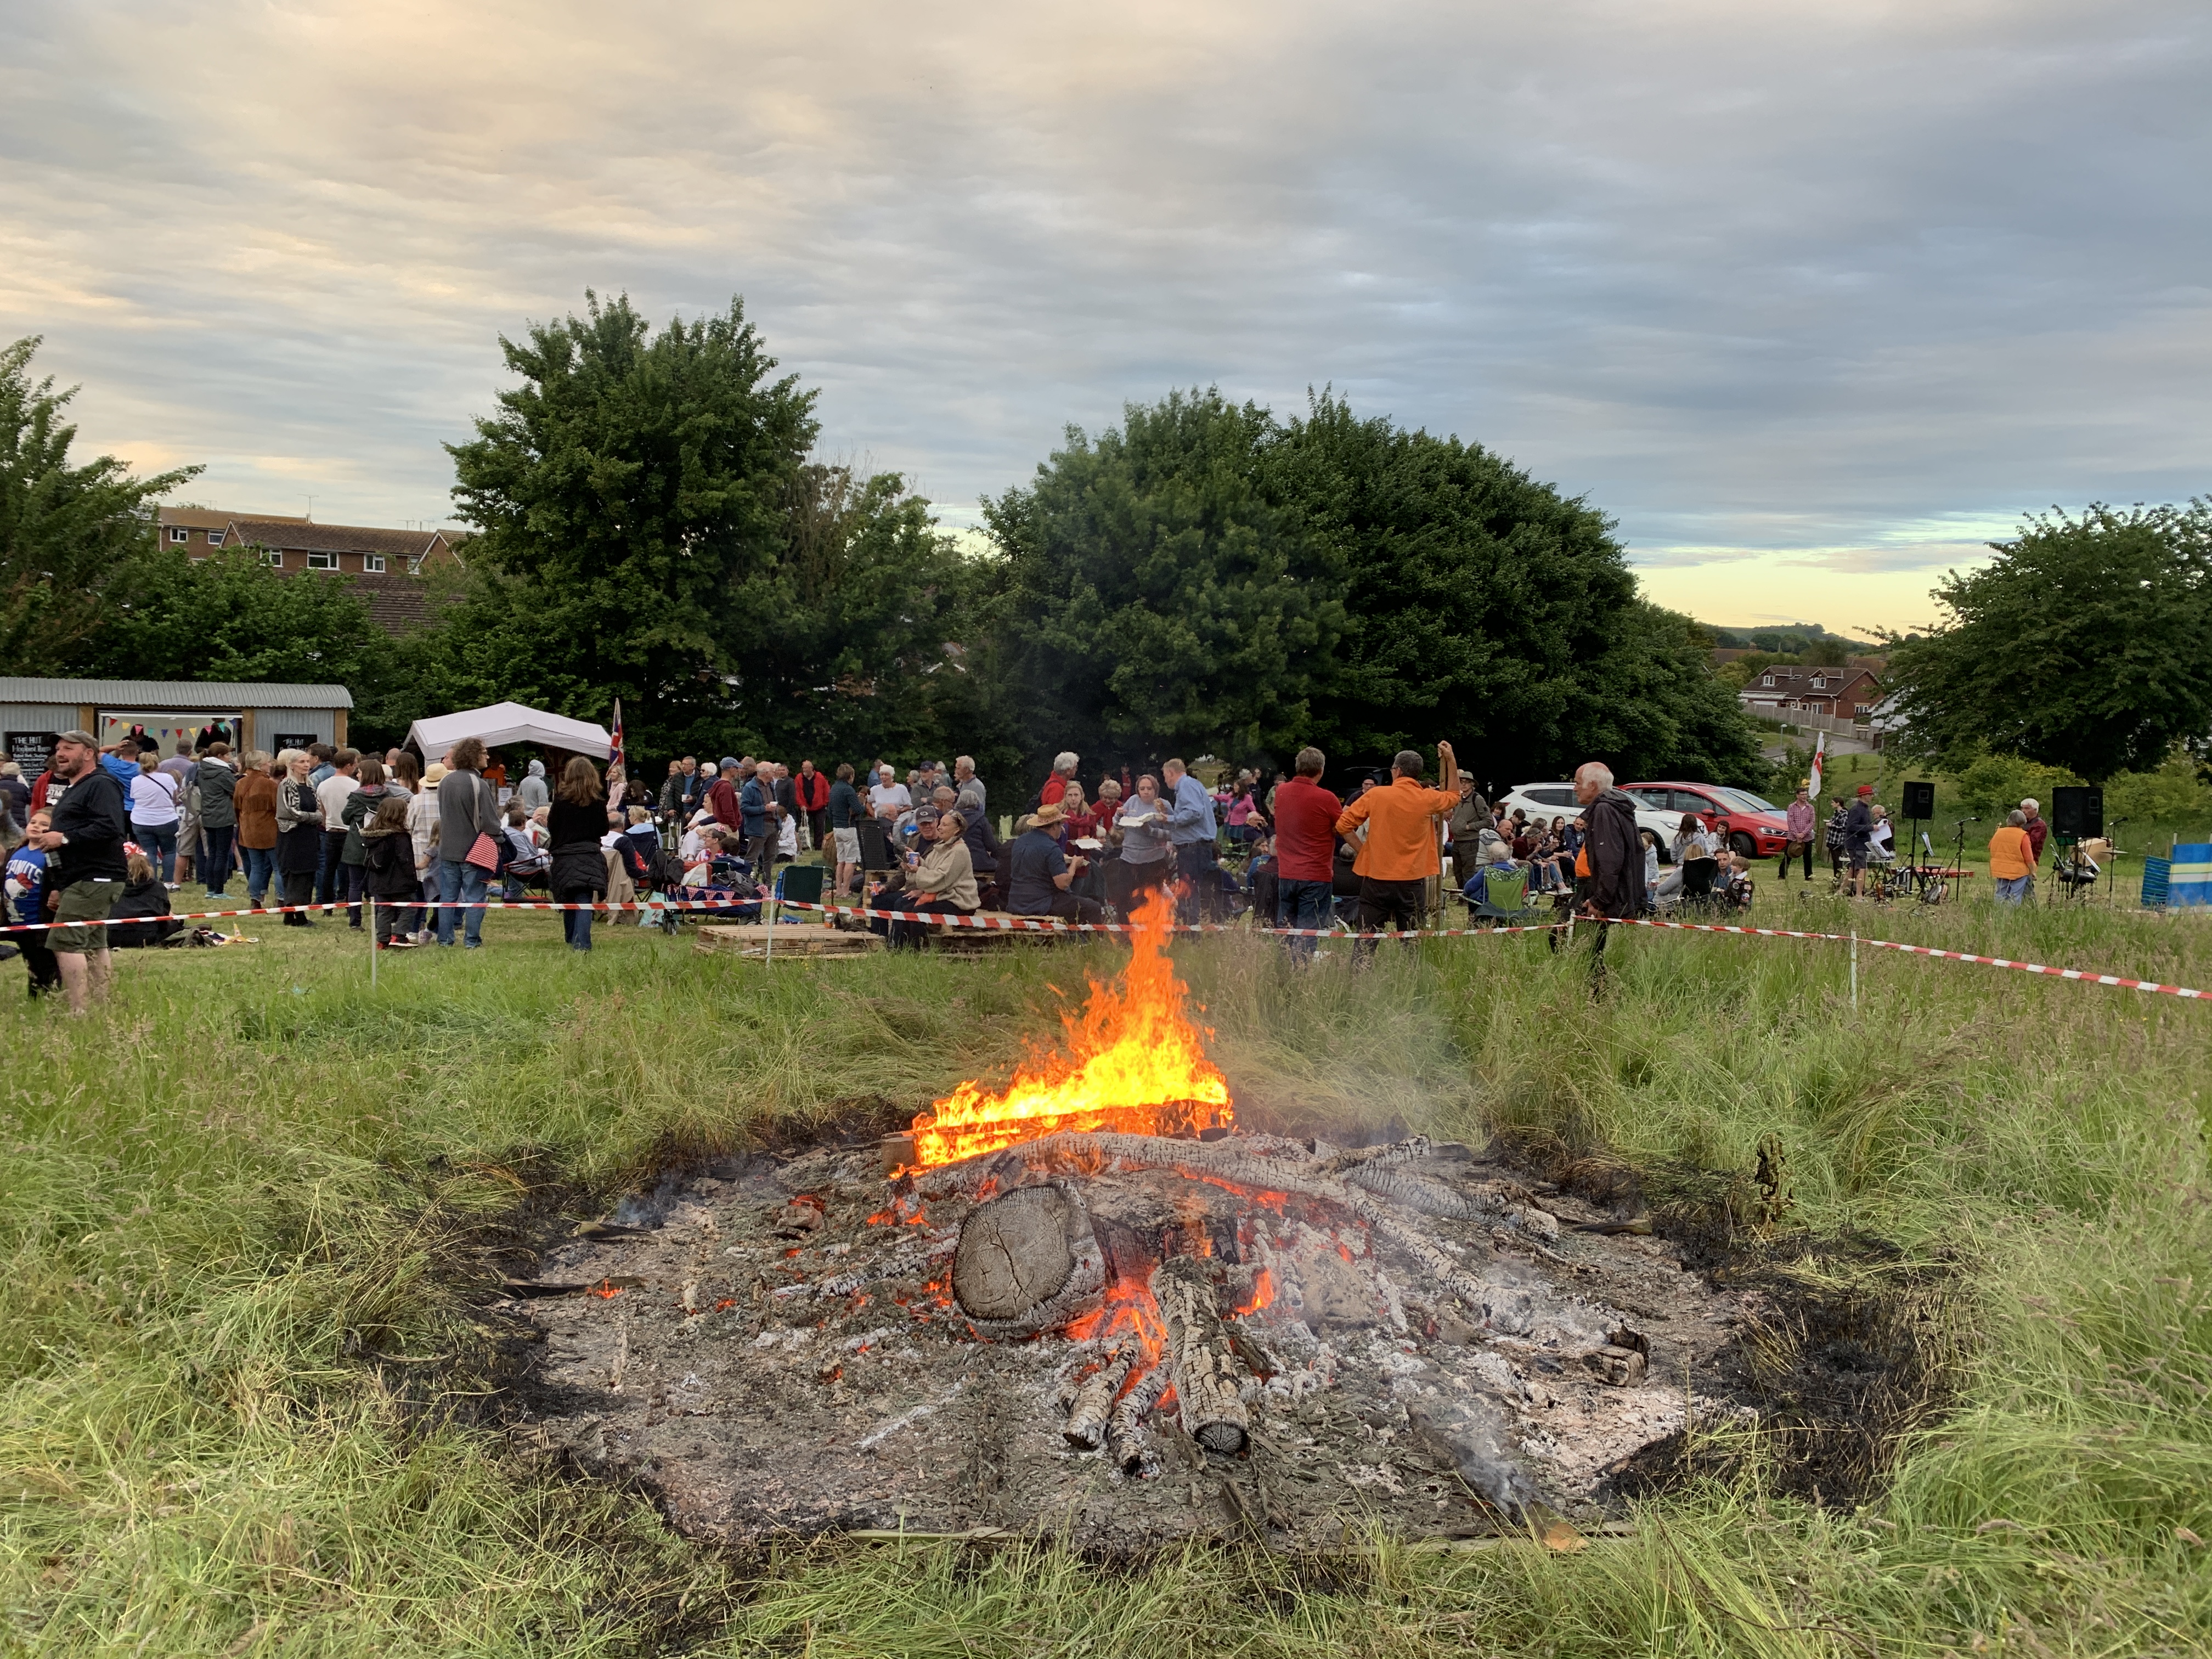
50,878,119,952
1847,849,1869,870
833,827,861,864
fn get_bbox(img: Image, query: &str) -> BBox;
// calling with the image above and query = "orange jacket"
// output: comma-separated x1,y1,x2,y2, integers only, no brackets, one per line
1335,777,1460,881
1988,825,2033,880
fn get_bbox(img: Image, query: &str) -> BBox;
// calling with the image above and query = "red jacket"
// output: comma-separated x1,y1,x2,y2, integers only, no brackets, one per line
797,770,830,812
708,778,742,826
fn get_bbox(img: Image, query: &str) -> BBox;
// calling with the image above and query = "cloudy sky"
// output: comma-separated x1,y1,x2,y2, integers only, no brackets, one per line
5,0,2206,633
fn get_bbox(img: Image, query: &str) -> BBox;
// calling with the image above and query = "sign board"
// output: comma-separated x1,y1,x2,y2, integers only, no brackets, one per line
6,731,54,776
272,733,320,756
2169,843,2212,910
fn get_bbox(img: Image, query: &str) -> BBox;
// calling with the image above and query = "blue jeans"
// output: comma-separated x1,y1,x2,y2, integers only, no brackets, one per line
201,825,235,894
242,845,276,906
1994,874,2031,904
133,821,178,883
1277,877,1334,961
558,885,595,948
437,859,489,946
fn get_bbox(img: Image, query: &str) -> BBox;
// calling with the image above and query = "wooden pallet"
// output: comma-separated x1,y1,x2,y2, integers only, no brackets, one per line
694,924,882,959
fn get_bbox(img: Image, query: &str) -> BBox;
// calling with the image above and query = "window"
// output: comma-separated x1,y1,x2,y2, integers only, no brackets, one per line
1855,702,1872,715
306,550,338,571
1525,787,1577,807
364,554,385,573
262,549,283,568
406,556,422,574
170,526,189,544
207,529,223,545
1761,673,1775,686
1810,674,1826,689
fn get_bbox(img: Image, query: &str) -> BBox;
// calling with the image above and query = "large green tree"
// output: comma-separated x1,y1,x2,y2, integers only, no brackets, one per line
1882,502,2212,781
982,390,1344,770
982,387,1763,789
444,292,819,757
1,336,199,670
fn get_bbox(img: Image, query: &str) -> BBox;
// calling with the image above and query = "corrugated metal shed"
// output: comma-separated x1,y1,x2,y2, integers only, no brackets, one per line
0,679,353,708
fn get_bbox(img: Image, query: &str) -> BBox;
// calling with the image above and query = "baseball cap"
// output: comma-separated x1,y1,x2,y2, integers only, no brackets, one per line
56,729,97,748
913,804,941,825
1855,783,1874,795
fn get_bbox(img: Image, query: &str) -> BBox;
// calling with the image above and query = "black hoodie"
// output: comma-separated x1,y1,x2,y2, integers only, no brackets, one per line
1583,788,1646,920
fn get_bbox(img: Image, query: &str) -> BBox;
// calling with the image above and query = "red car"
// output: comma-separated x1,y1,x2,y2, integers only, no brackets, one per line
1624,781,1792,858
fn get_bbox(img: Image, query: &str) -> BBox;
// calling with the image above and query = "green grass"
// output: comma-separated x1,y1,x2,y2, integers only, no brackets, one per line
4,886,2210,1655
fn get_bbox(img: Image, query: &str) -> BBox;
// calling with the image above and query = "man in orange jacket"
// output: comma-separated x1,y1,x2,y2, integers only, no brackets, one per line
1333,741,1459,962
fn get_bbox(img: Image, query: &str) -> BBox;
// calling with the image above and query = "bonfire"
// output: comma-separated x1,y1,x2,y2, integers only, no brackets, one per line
512,885,1740,1549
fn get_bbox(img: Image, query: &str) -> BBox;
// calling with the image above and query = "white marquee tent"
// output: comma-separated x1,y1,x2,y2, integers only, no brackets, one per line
404,702,612,759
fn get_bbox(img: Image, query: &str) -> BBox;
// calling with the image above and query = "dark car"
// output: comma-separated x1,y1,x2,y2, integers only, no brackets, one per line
1624,782,1791,858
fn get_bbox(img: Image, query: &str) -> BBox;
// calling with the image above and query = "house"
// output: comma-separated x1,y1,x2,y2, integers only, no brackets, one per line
153,507,468,637
1737,664,1882,720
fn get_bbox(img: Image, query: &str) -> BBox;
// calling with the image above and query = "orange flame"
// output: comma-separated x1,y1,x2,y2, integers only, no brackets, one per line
907,888,1231,1166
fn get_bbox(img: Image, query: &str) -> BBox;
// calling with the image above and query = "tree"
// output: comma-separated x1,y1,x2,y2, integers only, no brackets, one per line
983,390,1342,770
1269,394,1763,784
1,336,199,670
444,292,818,758
1882,502,2212,781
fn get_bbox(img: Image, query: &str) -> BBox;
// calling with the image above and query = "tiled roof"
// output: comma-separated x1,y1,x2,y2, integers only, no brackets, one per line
159,506,307,529
351,572,454,636
224,519,450,558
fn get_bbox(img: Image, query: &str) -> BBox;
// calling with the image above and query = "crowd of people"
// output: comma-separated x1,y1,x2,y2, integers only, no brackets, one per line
0,720,2109,1013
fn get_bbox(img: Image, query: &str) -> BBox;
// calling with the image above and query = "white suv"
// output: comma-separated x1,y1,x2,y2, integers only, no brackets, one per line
1492,782,1685,864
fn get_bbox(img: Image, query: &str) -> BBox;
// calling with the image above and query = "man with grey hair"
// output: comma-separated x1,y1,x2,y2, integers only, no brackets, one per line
1161,758,1223,923
953,756,984,817
1566,760,1644,990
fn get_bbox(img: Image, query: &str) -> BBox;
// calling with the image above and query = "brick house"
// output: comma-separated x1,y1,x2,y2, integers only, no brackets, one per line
154,508,467,636
1737,664,1881,720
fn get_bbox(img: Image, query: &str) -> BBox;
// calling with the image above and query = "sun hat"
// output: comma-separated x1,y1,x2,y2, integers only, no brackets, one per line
1031,802,1065,826
424,763,448,786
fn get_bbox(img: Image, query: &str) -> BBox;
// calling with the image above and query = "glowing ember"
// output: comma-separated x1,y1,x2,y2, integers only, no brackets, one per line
906,889,1232,1167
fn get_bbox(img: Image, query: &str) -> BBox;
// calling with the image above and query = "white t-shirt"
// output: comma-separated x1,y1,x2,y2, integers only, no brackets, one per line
129,768,181,827
870,781,911,815
316,774,359,829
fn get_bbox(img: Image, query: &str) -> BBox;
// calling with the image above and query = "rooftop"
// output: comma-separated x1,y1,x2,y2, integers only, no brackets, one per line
0,678,353,709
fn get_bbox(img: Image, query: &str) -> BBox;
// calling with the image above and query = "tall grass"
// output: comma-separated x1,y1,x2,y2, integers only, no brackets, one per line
3,892,2208,1654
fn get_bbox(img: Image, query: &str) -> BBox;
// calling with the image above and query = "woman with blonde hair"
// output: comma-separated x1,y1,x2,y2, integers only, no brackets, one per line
273,749,323,927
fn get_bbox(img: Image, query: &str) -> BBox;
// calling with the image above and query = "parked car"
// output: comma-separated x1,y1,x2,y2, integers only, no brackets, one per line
1623,781,1791,857
1493,782,1684,863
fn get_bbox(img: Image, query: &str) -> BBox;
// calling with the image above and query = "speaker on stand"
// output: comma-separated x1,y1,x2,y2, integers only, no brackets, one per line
2050,787,2104,903
1900,780,1935,893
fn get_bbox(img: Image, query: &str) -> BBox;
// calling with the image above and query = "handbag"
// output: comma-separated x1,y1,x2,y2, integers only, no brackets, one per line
464,832,500,872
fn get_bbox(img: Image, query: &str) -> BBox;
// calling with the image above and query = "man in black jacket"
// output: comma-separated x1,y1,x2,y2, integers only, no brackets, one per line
30,730,129,1012
1568,761,1646,992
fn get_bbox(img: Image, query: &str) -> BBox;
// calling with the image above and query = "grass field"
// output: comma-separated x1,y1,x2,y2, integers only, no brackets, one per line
3,874,2209,1656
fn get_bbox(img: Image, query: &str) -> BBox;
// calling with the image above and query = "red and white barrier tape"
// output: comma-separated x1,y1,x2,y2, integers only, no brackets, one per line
2,891,2199,1001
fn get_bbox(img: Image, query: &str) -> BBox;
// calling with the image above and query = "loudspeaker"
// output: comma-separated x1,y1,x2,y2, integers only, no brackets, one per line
2052,786,2102,840
1901,780,1935,820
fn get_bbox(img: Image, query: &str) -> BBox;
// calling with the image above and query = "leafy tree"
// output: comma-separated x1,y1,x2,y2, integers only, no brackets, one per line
983,390,1341,770
1883,502,2212,781
1272,396,1760,785
1,336,199,670
444,292,818,758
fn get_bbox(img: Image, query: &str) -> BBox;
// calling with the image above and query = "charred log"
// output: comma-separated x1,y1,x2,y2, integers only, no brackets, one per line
1107,1363,1167,1474
1063,1342,1136,1448
951,1183,1105,1336
1152,1256,1251,1455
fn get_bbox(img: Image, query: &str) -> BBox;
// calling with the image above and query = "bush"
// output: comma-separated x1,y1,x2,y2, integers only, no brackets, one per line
1953,752,2081,817
2102,749,2212,828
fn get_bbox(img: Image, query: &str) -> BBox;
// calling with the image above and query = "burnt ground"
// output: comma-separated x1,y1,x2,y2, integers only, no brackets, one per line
501,1132,1778,1551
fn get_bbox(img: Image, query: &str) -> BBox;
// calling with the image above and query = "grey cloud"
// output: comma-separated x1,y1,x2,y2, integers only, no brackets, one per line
0,0,2205,566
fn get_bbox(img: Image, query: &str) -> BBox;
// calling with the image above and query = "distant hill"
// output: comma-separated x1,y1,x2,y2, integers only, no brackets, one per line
1701,621,1881,653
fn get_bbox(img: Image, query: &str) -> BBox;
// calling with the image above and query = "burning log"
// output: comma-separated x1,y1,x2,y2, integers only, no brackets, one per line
1062,1342,1136,1448
950,1183,1106,1337
1151,1257,1251,1455
1107,1363,1167,1474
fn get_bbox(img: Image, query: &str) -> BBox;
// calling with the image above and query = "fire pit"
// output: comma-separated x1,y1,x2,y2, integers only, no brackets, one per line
509,899,1753,1548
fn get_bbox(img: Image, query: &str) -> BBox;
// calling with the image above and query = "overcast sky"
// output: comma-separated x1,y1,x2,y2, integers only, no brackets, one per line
4,1,2206,634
